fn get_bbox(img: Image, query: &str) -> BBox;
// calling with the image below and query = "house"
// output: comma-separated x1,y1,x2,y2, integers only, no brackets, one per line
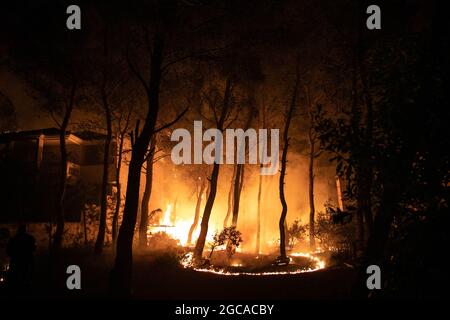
0,128,115,224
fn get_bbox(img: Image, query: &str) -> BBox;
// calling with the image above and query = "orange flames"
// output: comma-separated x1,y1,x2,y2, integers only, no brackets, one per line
147,202,211,246
147,203,327,275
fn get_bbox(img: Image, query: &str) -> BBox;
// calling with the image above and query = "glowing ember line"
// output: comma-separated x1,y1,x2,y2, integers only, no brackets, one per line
180,252,326,276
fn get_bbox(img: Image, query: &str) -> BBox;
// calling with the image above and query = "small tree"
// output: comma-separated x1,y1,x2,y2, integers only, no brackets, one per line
208,226,243,259
287,220,307,250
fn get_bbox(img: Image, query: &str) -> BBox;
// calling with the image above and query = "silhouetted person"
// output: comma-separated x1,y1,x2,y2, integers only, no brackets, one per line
6,225,36,291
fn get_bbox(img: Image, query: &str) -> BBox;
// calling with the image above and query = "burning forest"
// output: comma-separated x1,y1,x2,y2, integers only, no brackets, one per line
0,0,449,308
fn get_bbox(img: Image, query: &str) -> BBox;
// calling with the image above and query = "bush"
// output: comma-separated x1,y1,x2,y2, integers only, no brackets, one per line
208,226,243,259
287,220,307,250
315,202,356,257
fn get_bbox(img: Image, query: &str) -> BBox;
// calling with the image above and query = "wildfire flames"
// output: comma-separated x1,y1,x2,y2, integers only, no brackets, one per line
147,203,326,275
147,203,209,246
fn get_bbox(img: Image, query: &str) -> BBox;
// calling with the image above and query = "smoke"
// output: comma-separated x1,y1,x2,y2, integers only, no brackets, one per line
137,150,338,254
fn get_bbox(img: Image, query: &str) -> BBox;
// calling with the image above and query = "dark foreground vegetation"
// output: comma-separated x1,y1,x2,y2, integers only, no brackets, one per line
1,248,356,299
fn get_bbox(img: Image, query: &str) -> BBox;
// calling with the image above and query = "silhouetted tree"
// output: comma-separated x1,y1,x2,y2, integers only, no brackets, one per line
187,172,207,246
138,135,157,247
278,59,300,261
194,77,233,261
223,164,236,228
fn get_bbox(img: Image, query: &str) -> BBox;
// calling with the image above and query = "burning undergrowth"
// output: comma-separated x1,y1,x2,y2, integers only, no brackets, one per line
142,205,327,276
141,199,328,276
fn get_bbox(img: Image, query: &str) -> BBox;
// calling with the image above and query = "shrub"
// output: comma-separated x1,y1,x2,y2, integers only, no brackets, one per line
287,220,307,250
208,226,243,259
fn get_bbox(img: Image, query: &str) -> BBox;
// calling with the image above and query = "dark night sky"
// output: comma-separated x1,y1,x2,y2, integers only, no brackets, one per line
0,0,435,131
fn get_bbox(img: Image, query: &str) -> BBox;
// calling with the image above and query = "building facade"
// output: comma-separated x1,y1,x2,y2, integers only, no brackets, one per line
0,128,115,224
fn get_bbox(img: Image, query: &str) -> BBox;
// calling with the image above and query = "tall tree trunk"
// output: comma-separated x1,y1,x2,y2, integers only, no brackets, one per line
194,164,219,260
227,163,244,257
138,136,156,247
231,164,244,226
350,53,365,255
95,82,113,254
305,85,316,250
352,6,373,253
279,140,289,258
231,106,254,227
352,176,398,297
194,78,232,260
284,219,289,249
112,132,125,251
279,63,299,259
223,163,236,228
187,179,206,245
52,82,76,253
358,55,374,243
256,168,263,254
351,53,375,254
308,128,316,250
109,34,164,297
255,105,267,255
355,146,415,297
110,156,143,295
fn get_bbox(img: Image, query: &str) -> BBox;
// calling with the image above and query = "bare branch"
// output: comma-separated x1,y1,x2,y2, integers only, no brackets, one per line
224,108,239,129
153,153,169,163
50,110,62,128
126,41,149,93
153,107,189,134
198,108,215,124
